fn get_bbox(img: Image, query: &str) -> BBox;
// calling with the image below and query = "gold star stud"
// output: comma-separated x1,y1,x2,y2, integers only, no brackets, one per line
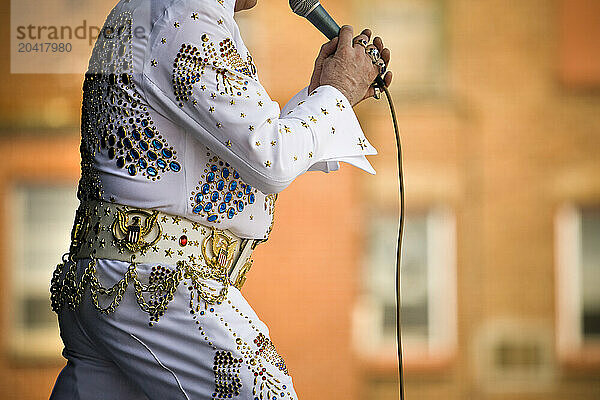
265,160,272,167
357,138,367,150
165,249,174,258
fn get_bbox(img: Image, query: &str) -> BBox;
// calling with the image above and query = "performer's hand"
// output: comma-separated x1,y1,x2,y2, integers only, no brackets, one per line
308,36,339,94
318,25,392,106
308,28,375,94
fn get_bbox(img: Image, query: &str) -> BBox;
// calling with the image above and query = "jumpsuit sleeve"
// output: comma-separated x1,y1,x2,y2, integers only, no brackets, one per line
142,1,377,194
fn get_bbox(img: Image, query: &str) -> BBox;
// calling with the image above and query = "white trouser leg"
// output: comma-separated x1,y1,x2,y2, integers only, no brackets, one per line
51,259,299,400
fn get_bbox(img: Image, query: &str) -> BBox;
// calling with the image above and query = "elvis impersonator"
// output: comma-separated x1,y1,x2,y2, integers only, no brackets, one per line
49,0,392,398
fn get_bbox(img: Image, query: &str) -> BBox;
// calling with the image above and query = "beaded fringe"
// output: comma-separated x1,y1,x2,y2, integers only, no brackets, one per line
50,256,231,325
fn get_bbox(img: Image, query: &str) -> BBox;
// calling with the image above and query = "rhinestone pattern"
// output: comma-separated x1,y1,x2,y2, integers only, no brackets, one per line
173,33,257,108
190,152,258,223
80,9,181,201
213,351,243,398
254,333,289,375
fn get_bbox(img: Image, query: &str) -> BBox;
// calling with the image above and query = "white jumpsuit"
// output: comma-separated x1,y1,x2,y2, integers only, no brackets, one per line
50,0,376,398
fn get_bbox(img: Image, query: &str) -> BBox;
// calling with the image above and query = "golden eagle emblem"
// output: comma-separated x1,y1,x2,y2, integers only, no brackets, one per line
201,227,238,272
112,208,162,253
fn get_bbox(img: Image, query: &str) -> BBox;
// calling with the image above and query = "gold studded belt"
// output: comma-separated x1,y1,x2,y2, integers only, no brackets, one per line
69,200,256,290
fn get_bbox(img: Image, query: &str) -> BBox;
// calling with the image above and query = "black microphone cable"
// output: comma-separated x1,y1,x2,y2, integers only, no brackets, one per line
289,2,406,397
386,81,406,400
375,74,406,400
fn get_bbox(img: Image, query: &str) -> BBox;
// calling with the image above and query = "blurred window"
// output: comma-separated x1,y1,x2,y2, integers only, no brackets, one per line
353,207,456,360
8,184,77,359
556,205,600,361
580,209,600,338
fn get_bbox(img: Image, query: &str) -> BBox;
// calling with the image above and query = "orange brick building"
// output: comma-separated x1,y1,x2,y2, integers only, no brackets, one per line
0,0,599,399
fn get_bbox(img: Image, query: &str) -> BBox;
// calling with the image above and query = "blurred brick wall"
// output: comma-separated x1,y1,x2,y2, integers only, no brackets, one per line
364,0,600,399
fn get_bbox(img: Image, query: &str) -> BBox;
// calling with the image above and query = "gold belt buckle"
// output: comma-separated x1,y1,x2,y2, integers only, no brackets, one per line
112,208,162,254
201,227,238,273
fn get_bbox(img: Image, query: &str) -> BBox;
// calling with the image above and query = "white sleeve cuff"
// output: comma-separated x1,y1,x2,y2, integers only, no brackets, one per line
282,85,377,175
280,87,310,117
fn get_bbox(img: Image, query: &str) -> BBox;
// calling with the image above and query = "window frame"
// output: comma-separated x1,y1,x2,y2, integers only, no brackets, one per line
555,204,600,369
353,205,457,370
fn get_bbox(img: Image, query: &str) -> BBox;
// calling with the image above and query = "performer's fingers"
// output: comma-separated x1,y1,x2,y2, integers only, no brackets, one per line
373,36,384,53
337,25,354,50
352,33,369,48
364,72,393,100
360,28,372,40
381,48,391,65
383,71,393,88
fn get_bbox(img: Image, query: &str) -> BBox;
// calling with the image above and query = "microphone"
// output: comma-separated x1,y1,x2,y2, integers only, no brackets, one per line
289,0,386,88
289,0,340,40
